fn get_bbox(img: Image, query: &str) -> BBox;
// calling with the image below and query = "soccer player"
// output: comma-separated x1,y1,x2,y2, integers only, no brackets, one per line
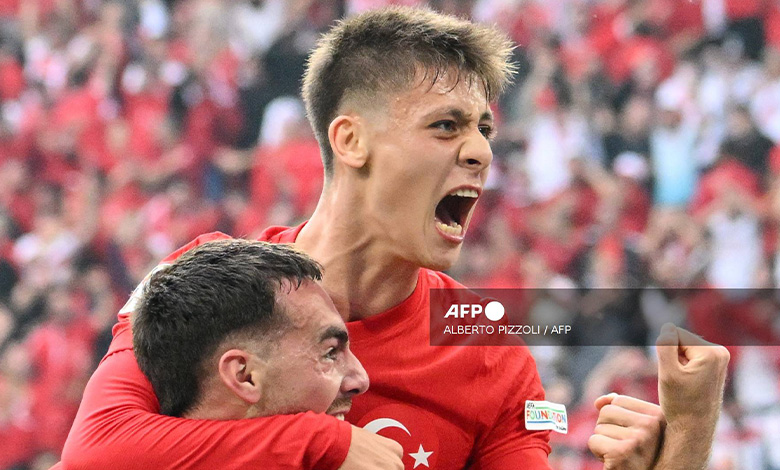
61,7,729,470
131,239,370,424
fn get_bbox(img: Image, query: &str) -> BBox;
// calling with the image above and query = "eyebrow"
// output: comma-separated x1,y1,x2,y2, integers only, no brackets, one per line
424,107,494,125
319,325,349,345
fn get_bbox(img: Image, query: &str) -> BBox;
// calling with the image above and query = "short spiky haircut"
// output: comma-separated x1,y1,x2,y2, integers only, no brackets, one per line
132,239,323,417
302,6,516,177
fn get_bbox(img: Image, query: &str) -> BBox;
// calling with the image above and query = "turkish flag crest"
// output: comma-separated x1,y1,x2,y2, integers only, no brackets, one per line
356,403,440,469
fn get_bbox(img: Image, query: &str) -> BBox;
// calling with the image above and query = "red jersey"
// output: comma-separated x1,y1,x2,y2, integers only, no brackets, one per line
61,232,352,470
62,225,551,469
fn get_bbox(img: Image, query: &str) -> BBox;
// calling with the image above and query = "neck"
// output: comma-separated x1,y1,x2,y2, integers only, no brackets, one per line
296,183,419,321
182,374,253,421
183,389,250,420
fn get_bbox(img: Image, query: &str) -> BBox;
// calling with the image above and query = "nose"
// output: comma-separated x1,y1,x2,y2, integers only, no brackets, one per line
458,128,493,172
340,348,369,397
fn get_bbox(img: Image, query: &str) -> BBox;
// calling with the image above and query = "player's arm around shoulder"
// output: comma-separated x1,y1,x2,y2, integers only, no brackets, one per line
61,233,364,470
339,425,404,470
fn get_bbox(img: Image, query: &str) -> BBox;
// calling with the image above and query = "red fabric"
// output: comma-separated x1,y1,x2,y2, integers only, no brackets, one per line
531,232,585,276
766,7,780,48
262,224,552,469
620,181,651,235
587,4,626,60
690,160,762,217
27,313,96,453
65,226,551,469
686,290,780,346
62,231,352,470
0,0,19,17
606,36,675,84
251,139,325,221
663,0,704,37
125,91,170,164
0,419,35,468
0,378,35,469
0,56,24,101
507,3,552,47
725,0,765,20
49,88,105,170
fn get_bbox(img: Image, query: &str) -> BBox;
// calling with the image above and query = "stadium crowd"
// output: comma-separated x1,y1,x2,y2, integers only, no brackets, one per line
0,0,778,468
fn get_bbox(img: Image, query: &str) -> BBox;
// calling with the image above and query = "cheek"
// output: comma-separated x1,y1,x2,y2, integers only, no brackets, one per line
298,365,342,412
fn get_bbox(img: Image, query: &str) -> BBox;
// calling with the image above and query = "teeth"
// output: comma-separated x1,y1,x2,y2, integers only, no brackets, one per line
449,188,478,198
336,414,345,421
436,221,463,236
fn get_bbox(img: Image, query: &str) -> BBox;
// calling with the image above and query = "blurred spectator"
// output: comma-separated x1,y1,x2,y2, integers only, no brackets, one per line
721,105,775,178
0,1,777,469
651,63,700,207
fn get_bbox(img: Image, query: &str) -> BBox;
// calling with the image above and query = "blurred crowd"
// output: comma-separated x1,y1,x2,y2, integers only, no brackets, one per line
0,0,779,468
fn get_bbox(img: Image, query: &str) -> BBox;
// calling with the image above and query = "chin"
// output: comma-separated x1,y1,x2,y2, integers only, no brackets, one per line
421,247,462,272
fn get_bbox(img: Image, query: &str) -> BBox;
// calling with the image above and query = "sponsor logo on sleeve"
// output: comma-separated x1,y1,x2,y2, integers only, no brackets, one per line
524,400,567,434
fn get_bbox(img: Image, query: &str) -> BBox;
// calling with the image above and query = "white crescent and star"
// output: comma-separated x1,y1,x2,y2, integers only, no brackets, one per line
363,418,434,469
363,418,411,436
409,444,434,468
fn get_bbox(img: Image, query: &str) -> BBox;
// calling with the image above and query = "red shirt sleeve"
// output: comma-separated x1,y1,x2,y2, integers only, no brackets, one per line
61,232,352,470
470,349,552,470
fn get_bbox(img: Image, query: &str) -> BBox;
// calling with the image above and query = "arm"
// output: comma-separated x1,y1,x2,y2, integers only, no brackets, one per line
62,346,352,470
588,325,730,470
652,324,730,470
62,232,403,470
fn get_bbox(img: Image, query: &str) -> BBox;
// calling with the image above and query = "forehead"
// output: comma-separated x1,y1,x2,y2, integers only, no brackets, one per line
392,71,490,117
354,68,491,125
277,280,344,335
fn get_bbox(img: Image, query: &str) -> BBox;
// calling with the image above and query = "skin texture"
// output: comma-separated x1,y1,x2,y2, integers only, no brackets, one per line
259,280,369,416
185,280,369,421
652,324,730,470
297,71,494,321
589,324,730,470
295,71,729,470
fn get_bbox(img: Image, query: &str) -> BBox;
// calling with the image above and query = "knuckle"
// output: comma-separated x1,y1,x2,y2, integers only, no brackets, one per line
587,434,601,454
593,423,605,435
638,414,657,429
715,346,731,363
650,405,665,422
623,436,639,452
390,440,403,457
630,427,651,444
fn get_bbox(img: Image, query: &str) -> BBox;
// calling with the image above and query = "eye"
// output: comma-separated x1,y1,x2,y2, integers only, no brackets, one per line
323,347,339,361
431,120,457,133
479,124,495,139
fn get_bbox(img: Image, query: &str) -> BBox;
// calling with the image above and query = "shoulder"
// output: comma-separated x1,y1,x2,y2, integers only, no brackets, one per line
257,222,305,243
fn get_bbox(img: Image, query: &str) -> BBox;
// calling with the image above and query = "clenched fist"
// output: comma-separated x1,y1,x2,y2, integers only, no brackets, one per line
588,394,664,470
339,425,404,470
588,324,730,470
653,324,730,470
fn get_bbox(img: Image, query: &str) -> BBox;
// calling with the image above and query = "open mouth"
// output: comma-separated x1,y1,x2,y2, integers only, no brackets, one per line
434,188,479,240
327,409,348,420
326,400,351,421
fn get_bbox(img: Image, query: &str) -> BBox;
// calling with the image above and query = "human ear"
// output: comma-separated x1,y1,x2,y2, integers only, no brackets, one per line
217,349,263,405
328,114,368,170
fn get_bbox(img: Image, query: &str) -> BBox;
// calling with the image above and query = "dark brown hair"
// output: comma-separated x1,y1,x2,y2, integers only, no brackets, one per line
132,239,322,417
302,6,515,177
